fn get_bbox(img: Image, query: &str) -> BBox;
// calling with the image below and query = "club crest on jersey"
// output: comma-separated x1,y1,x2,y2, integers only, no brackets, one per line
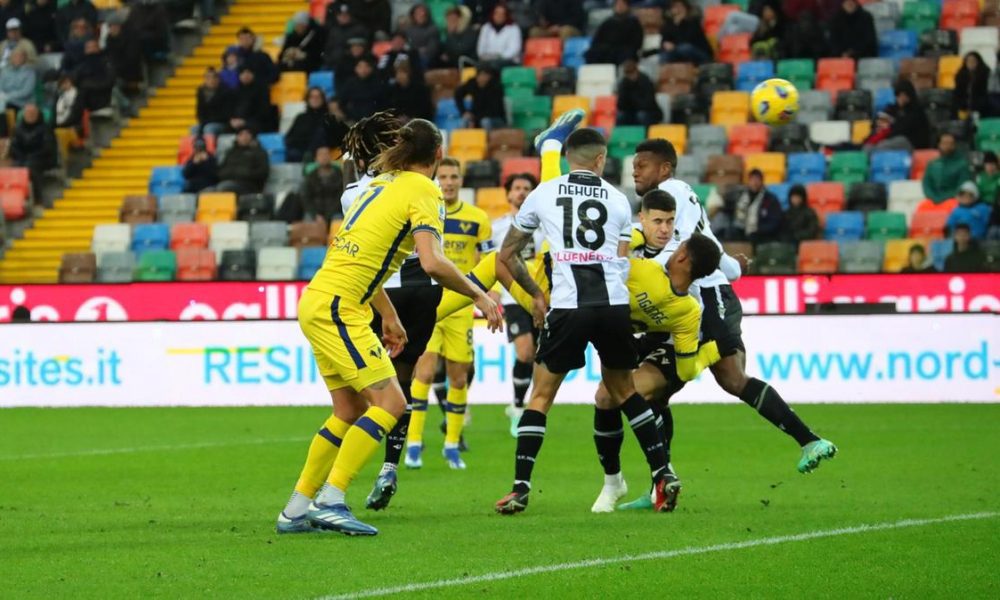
368,345,383,360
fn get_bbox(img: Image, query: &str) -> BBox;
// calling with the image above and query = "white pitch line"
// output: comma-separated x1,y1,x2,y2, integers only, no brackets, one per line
320,511,999,600
0,437,305,461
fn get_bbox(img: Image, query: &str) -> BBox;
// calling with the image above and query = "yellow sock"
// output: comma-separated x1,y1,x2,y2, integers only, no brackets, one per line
444,385,468,445
540,141,563,183
436,252,498,320
327,406,397,491
407,379,431,446
294,415,351,497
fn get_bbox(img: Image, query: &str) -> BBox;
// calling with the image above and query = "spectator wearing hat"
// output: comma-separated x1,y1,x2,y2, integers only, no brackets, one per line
403,4,439,69
714,169,784,245
196,68,234,136
323,2,369,71
616,59,661,127
976,151,999,206
104,11,143,96
224,27,277,85
54,0,96,45
335,36,368,85
9,103,56,198
0,47,34,110
923,132,970,204
783,184,820,243
281,11,325,73
22,0,59,54
437,5,476,68
659,0,711,65
388,62,433,123
476,3,521,68
587,0,642,65
335,54,386,122
454,65,505,129
0,0,24,35
900,244,936,273
946,182,991,240
2,18,36,67
529,0,584,40
285,87,331,162
944,223,987,272
214,126,269,194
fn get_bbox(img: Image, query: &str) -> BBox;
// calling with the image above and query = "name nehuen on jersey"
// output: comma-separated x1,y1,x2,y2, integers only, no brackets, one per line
558,184,609,199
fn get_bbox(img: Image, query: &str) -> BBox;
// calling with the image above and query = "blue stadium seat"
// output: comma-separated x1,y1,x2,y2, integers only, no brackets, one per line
785,152,826,184
131,223,170,255
869,150,911,184
878,30,917,59
435,98,464,131
824,211,865,242
149,166,185,197
736,60,775,92
257,133,286,164
297,246,327,280
767,183,792,209
308,71,335,97
562,36,590,69
930,239,952,271
873,87,895,113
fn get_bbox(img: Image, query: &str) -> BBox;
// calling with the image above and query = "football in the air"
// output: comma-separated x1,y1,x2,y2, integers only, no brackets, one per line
750,78,800,126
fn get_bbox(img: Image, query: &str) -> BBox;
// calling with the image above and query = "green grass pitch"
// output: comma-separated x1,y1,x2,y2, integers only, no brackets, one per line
2,404,998,598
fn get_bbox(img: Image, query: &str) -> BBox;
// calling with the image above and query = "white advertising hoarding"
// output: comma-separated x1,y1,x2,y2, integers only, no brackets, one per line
1,314,997,407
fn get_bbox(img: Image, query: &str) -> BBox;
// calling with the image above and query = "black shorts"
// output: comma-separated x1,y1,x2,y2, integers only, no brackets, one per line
535,305,637,374
636,333,688,399
503,303,537,343
699,284,745,357
370,285,443,366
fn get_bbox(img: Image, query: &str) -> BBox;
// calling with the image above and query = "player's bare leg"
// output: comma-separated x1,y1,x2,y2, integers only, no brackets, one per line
711,351,837,473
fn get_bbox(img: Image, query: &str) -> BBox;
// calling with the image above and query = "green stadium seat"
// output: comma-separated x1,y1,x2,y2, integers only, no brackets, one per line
511,95,552,134
501,66,538,98
828,151,868,185
975,118,1000,154
775,59,815,90
607,126,646,160
135,250,177,282
753,242,798,275
691,184,714,207
900,1,940,33
865,210,908,240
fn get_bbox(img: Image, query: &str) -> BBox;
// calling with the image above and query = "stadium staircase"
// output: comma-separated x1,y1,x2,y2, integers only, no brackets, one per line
0,0,300,284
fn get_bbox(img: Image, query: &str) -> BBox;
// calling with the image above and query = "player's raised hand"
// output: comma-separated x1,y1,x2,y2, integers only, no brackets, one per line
530,293,548,329
381,317,408,358
474,293,504,333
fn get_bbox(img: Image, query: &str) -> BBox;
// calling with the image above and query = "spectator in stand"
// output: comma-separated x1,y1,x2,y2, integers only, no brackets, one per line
335,55,386,123
616,59,661,127
54,74,79,130
225,27,278,86
437,5,476,68
587,0,642,65
660,0,711,65
977,151,999,206
196,68,233,136
0,0,24,35
230,67,275,133
900,244,935,273
718,0,778,39
882,79,930,151
335,37,367,85
182,138,218,194
923,133,970,204
72,39,114,112
781,2,829,60
2,18,37,67
285,87,331,162
378,30,422,81
477,3,521,68
944,223,986,272
784,0,840,21
404,4,439,70
59,17,91,74
22,0,59,54
388,62,433,123
9,103,56,197
126,0,170,62
828,0,877,60
214,126,270,194
954,51,991,117
220,50,240,89
55,0,96,45
529,0,584,39
946,181,991,240
323,2,369,71
454,65,505,129
783,184,820,243
861,111,896,152
748,3,783,60
280,11,325,73
713,169,784,244
301,146,344,225
349,0,390,38
104,12,143,97
0,49,36,110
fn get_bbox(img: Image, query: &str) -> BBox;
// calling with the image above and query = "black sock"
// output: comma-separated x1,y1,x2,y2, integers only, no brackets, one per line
512,360,532,408
650,404,673,464
383,380,411,466
620,393,668,481
432,361,448,405
593,407,624,475
739,378,819,446
513,409,546,493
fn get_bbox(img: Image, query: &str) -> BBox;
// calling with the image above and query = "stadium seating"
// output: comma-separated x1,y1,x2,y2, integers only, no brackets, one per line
150,166,185,198
297,246,326,280
940,0,981,31
501,66,537,98
562,37,590,69
839,240,884,273
899,57,937,89
727,124,768,155
848,182,889,213
901,1,940,33
120,195,158,224
576,64,616,98
511,95,552,133
869,151,911,184
807,182,847,213
608,126,645,160
464,160,501,188
825,211,865,242
866,211,908,240
798,240,839,274
719,33,751,65
769,123,810,154
884,239,925,272
59,253,97,283
488,129,527,161
658,63,696,95
236,194,275,222
250,221,289,249
540,67,576,96
308,70,334,97
524,38,562,71
176,248,217,281
705,155,744,187
449,129,488,162
797,90,833,123
219,249,256,281
754,242,797,274
960,28,999,70
289,221,327,247
136,250,177,282
196,193,237,224
930,238,953,271
501,157,540,183
910,149,940,180
816,59,855,94
744,152,785,184
786,153,826,184
131,223,170,256
736,61,774,92
809,120,850,146
648,124,687,154
910,211,948,238
709,91,750,126
829,151,869,185
776,58,815,90
591,96,617,132
257,247,298,281
879,30,918,59
159,194,197,225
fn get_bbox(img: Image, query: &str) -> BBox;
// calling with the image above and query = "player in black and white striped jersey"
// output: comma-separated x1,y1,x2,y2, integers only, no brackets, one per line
493,127,672,514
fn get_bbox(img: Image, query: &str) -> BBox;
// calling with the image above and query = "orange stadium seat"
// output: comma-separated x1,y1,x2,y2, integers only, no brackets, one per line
910,211,948,238
271,72,307,105
710,91,750,126
0,167,30,194
718,33,751,65
448,128,488,162
196,193,237,224
807,182,847,213
648,124,687,154
475,187,509,220
728,123,768,155
0,190,26,220
744,152,786,183
501,157,541,183
176,248,217,281
177,135,216,165
910,149,940,180
372,40,393,58
171,222,210,250
703,4,739,41
940,0,980,29
798,240,839,273
524,38,562,71
816,59,856,94
591,95,617,133
552,95,591,125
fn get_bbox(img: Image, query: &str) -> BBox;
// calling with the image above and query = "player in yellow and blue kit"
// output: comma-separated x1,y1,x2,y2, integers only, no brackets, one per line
274,119,502,537
405,158,494,470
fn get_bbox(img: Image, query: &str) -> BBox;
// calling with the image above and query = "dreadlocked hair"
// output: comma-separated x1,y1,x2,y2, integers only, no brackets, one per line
344,110,401,174
370,119,442,174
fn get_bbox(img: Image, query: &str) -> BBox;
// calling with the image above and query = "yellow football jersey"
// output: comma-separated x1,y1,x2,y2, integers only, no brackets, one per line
442,200,494,273
308,170,444,304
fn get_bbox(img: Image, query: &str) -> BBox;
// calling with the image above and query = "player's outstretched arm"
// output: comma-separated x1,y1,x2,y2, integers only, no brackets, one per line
498,228,548,327
414,231,503,333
